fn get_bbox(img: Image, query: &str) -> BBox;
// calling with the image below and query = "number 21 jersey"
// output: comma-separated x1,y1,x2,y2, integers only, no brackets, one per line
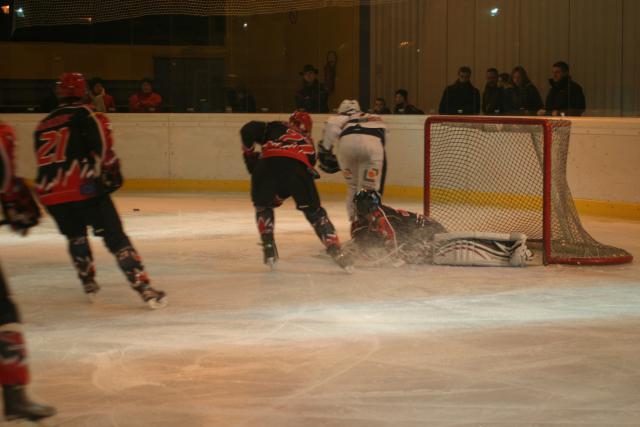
33,103,117,206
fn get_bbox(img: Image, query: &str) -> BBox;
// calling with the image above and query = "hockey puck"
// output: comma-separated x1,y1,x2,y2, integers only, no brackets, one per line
133,208,140,212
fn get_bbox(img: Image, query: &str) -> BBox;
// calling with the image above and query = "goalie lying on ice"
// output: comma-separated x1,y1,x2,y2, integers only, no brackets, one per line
346,189,533,267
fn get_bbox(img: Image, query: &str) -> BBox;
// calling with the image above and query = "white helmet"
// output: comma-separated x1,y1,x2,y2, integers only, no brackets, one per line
338,99,361,115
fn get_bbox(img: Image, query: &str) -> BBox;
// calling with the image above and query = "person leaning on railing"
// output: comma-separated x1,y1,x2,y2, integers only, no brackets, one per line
88,77,116,113
128,78,162,113
538,61,586,117
508,66,543,116
438,66,481,115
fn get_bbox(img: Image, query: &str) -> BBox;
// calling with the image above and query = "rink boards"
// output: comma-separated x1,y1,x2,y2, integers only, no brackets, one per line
2,113,639,220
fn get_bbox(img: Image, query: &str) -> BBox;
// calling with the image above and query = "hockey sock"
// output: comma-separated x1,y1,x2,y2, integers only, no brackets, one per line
0,324,29,385
114,246,149,285
68,236,95,284
303,207,340,249
256,207,275,243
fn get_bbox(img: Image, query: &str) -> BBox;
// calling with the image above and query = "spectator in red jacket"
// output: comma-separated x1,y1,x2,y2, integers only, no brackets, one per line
89,78,116,113
129,78,162,112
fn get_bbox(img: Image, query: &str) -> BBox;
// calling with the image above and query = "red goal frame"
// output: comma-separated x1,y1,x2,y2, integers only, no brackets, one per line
424,116,633,266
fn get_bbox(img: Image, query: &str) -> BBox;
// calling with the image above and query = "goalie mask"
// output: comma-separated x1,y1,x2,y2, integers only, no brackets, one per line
354,189,381,218
288,111,312,136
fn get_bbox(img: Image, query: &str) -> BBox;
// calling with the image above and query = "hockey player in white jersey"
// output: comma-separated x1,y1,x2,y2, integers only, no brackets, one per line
318,99,387,223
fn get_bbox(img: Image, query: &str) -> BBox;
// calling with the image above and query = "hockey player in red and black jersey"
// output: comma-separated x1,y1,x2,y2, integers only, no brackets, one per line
0,121,56,421
240,111,353,272
33,72,166,308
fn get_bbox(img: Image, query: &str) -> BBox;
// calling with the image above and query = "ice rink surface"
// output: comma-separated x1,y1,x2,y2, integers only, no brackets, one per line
1,193,639,427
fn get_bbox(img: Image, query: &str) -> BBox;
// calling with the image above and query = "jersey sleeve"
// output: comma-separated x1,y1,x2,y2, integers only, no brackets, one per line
321,116,347,151
240,121,267,153
82,109,118,166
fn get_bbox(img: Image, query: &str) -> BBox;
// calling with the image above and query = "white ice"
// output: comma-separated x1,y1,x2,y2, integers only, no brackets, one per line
1,193,639,426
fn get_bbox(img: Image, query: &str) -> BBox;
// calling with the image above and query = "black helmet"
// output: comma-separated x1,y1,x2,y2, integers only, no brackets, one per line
354,189,381,217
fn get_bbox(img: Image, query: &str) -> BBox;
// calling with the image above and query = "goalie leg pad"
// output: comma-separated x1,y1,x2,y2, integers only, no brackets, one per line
432,232,533,267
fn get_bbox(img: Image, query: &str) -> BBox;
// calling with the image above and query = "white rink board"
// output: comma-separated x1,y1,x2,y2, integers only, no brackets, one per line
2,113,640,204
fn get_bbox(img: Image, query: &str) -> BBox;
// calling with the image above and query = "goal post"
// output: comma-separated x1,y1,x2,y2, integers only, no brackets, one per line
424,116,633,266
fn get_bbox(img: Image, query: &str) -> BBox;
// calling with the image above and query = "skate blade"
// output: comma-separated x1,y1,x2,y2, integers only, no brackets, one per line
391,259,406,268
342,264,355,274
5,413,56,427
147,296,168,310
85,292,98,304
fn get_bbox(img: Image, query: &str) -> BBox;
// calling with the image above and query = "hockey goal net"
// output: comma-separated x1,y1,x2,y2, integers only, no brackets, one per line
424,116,632,265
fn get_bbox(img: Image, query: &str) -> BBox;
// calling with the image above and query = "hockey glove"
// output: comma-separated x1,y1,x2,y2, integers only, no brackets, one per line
101,160,124,194
317,144,340,174
0,178,41,235
243,147,260,174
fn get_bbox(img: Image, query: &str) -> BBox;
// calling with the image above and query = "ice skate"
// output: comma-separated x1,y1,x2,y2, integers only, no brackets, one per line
3,385,56,422
132,281,167,309
327,245,354,274
81,279,100,303
261,236,279,270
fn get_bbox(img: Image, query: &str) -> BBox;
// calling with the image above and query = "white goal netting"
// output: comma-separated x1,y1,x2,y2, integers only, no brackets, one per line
425,117,633,265
12,0,403,29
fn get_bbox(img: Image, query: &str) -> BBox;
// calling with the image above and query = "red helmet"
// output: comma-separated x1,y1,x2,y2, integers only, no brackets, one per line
288,111,312,135
56,72,87,99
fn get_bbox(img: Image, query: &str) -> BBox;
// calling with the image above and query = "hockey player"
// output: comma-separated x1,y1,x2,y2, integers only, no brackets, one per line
33,72,166,308
318,99,387,223
0,121,56,421
240,111,353,272
348,189,532,267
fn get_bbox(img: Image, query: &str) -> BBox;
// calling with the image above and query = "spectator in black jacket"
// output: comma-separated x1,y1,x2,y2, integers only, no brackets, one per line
393,89,424,114
508,66,543,115
538,61,586,116
294,64,329,113
482,68,502,115
439,66,481,115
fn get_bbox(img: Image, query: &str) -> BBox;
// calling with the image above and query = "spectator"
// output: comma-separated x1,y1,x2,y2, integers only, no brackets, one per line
88,78,116,113
129,78,162,113
498,72,515,114
393,89,424,114
438,66,481,115
294,64,328,113
508,66,543,115
372,97,391,114
482,68,502,115
227,84,256,113
539,61,585,116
